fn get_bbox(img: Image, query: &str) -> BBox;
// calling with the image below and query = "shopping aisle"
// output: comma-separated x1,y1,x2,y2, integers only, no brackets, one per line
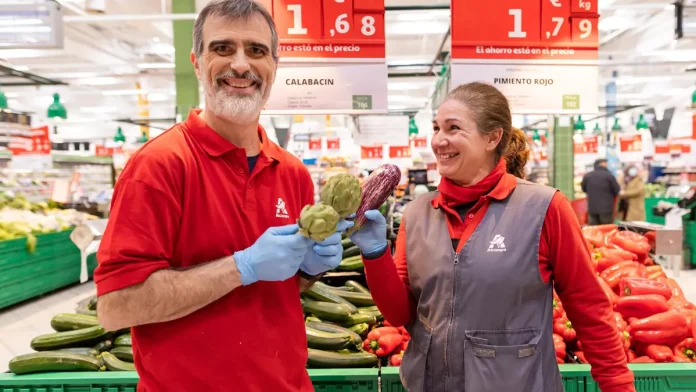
0,282,96,372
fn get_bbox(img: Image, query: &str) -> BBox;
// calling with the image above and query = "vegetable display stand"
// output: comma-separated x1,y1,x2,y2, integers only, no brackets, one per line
0,230,98,310
0,369,378,391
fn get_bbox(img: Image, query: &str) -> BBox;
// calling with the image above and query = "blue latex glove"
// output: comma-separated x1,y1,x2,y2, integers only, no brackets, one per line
300,219,354,276
233,224,313,286
349,210,388,258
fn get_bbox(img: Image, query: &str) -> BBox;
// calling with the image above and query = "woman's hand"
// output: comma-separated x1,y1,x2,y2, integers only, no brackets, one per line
349,210,388,258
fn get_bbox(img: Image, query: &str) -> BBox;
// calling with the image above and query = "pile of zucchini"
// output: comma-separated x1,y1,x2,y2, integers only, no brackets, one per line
336,238,364,272
302,280,384,368
8,297,136,375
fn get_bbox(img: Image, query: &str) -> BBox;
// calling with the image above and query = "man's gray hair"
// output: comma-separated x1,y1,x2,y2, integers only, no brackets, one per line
193,0,279,61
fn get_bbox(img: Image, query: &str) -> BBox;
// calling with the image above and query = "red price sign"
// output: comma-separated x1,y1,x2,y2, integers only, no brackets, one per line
95,145,122,157
8,126,51,156
413,136,428,148
389,146,411,158
573,135,598,154
619,134,643,153
541,0,571,43
326,137,340,150
654,143,670,154
309,138,322,151
270,0,385,59
361,146,383,159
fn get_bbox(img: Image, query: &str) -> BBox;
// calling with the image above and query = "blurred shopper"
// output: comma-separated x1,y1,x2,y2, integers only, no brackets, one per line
93,1,348,391
581,158,621,225
349,83,634,392
621,166,646,222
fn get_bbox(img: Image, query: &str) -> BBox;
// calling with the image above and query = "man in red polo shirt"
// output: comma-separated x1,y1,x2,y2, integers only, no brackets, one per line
94,1,346,391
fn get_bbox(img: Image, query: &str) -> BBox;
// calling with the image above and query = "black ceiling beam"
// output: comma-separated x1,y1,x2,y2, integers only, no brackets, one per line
0,64,67,86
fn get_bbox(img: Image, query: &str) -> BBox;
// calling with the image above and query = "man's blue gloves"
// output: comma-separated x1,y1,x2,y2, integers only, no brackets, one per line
300,219,354,276
349,210,388,258
234,224,313,286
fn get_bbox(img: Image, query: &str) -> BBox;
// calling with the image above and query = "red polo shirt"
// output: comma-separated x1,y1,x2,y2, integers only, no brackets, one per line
95,110,315,392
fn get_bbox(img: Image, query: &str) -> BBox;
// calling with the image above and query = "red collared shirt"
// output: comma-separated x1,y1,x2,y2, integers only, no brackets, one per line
363,174,635,392
95,110,315,392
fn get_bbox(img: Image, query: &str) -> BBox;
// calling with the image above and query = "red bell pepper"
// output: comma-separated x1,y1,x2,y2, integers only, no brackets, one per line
398,340,409,353
631,356,655,363
645,344,674,362
553,318,577,343
363,327,401,354
600,260,636,280
582,229,606,249
670,307,696,333
575,351,587,364
553,298,564,319
614,312,628,331
375,333,404,357
674,356,692,363
662,278,686,300
627,350,637,362
594,224,619,233
647,270,667,281
642,257,655,266
607,245,639,261
673,337,696,362
619,277,672,299
576,340,583,351
397,326,410,342
557,357,565,364
390,352,403,366
611,231,651,255
629,311,689,346
620,330,632,352
598,278,619,305
553,334,566,359
614,294,669,319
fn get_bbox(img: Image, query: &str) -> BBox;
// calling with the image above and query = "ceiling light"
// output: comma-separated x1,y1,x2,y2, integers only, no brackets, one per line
137,63,175,69
146,93,170,101
80,106,118,113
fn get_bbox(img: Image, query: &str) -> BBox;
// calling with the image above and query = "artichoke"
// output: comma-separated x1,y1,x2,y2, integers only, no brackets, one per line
320,173,362,218
298,203,340,242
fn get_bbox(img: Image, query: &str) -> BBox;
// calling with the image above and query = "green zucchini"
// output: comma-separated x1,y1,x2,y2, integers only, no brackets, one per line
110,346,134,362
114,334,132,347
341,313,377,327
87,296,98,311
306,321,362,350
307,348,378,368
9,352,103,374
332,291,375,307
92,340,113,353
306,316,323,323
358,309,384,322
50,313,101,332
31,326,108,351
305,326,352,351
56,347,99,357
304,285,358,313
337,256,364,272
345,280,371,294
341,238,354,249
358,305,379,312
101,352,136,371
348,323,370,338
303,300,356,322
330,286,355,292
342,246,361,259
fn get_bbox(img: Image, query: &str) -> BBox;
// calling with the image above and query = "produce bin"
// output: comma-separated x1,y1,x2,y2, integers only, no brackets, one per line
0,369,379,392
644,197,680,225
0,230,97,310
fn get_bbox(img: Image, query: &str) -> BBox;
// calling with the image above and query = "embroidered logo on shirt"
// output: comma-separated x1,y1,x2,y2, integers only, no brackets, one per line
276,198,290,219
487,234,506,252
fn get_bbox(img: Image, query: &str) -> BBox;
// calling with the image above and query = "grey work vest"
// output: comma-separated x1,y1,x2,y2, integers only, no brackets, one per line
400,179,563,392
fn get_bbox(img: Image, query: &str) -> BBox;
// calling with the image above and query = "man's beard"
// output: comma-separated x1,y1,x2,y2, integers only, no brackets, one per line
204,70,267,124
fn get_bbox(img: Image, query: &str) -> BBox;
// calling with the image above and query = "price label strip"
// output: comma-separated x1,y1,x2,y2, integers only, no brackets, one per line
261,0,388,114
450,0,600,114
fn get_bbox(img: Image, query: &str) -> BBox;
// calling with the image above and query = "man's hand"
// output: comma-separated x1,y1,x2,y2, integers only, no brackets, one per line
349,210,388,258
300,220,353,276
234,224,313,285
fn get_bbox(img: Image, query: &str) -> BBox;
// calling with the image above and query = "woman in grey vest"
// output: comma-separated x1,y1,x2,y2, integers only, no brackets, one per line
348,82,635,392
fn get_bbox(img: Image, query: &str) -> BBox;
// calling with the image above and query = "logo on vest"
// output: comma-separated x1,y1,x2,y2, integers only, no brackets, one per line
488,234,506,252
276,198,289,219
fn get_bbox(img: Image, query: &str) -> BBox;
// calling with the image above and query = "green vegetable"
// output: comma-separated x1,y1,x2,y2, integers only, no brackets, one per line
31,326,108,351
303,300,356,322
306,321,362,350
87,296,98,311
337,256,364,272
344,280,370,294
298,203,340,242
320,173,362,218
92,340,113,353
56,347,99,357
110,346,134,362
305,326,353,351
306,316,323,323
307,348,378,368
332,290,375,307
101,352,136,371
348,323,370,338
114,334,132,347
342,246,361,259
304,284,358,313
341,238,354,249
341,313,377,327
9,352,103,374
50,313,101,332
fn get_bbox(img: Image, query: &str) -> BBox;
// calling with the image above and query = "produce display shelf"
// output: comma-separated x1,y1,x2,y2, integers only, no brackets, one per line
0,369,379,392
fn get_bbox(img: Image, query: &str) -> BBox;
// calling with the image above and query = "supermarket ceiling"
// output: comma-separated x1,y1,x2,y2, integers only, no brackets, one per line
0,0,692,138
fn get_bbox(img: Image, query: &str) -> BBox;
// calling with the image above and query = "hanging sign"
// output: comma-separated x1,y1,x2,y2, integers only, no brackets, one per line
308,138,322,151
618,133,644,162
389,146,411,158
262,0,387,114
361,146,383,159
573,135,599,154
9,126,51,156
95,145,122,157
449,0,599,114
326,137,340,150
413,136,428,149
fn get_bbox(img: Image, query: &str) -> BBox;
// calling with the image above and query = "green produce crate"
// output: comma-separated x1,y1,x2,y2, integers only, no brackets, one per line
0,369,379,391
0,230,97,310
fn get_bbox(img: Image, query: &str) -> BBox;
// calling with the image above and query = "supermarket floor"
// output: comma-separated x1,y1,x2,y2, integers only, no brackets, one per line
2,265,696,372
